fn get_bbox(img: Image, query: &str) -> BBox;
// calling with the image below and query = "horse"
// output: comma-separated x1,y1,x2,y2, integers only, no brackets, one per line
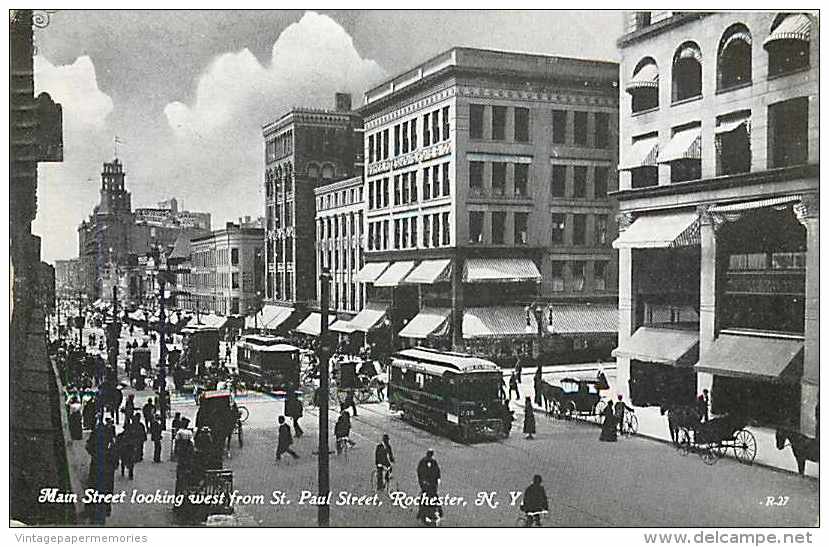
537,380,563,416
775,429,819,476
660,404,701,444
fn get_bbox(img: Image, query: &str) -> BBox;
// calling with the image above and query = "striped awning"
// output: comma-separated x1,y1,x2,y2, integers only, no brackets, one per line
659,126,701,163
612,327,699,366
348,303,388,332
677,43,702,62
463,258,541,283
619,136,659,170
294,313,335,337
709,195,801,214
374,261,416,287
404,259,452,284
399,308,451,339
722,30,752,51
625,62,659,92
716,114,751,135
546,303,618,336
613,211,700,249
764,14,811,47
354,262,390,283
463,306,538,339
696,334,803,382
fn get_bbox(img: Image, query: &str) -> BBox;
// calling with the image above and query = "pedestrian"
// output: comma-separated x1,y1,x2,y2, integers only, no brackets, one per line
334,411,355,454
382,433,395,465
68,396,83,440
131,412,147,462
514,357,523,382
275,416,299,461
614,395,633,435
82,397,96,430
416,449,442,524
375,369,388,401
340,389,358,417
499,376,507,401
150,414,163,463
142,397,155,426
84,422,117,524
520,475,549,526
285,391,304,438
599,399,617,442
523,396,536,440
509,371,520,401
121,393,135,425
112,386,123,425
533,365,543,407
170,412,182,460
116,427,135,480
175,417,194,463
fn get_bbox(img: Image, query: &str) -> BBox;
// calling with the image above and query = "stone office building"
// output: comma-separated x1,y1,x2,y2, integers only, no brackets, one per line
354,47,620,363
611,12,818,436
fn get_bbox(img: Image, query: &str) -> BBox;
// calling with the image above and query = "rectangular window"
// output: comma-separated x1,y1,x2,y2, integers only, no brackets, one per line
469,161,484,195
514,107,530,142
571,261,586,291
441,212,450,245
469,104,484,139
573,214,587,245
469,212,484,244
442,163,450,196
514,212,529,245
514,163,529,197
551,262,565,292
401,218,409,249
492,212,506,244
432,110,440,145
394,175,401,206
594,166,608,198
442,106,450,141
595,112,610,149
423,214,431,248
432,165,440,197
574,111,588,145
411,118,417,150
231,248,239,265
551,213,565,244
375,132,382,162
383,178,389,207
551,165,567,198
596,214,608,246
368,223,374,251
552,110,567,144
594,261,607,291
411,217,418,248
368,134,375,163
402,173,409,204
422,167,431,200
492,162,506,196
423,113,431,147
769,97,808,168
394,219,401,249
382,220,389,249
717,116,751,176
573,166,587,198
492,106,506,140
410,171,418,202
394,125,400,156
401,121,409,154
382,129,389,159
432,214,440,247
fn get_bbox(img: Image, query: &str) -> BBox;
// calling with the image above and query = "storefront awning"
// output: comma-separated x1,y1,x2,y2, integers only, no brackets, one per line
404,259,452,284
294,313,335,337
763,14,811,48
374,261,416,287
245,304,294,330
463,306,538,339
619,136,659,170
330,320,358,334
709,195,801,214
547,303,618,336
355,262,390,283
463,258,541,283
612,211,700,249
659,126,701,163
625,62,659,92
399,308,451,339
612,327,699,366
695,334,803,381
348,303,388,333
715,115,751,135
195,313,227,330
722,30,752,51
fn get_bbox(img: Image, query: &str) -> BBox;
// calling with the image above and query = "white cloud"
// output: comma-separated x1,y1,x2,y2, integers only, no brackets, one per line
34,55,113,130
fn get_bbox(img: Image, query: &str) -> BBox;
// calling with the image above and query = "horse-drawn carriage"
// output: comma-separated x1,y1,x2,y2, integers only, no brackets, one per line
334,358,383,404
675,413,757,465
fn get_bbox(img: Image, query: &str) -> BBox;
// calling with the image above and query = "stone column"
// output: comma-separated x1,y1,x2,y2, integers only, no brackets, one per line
696,206,716,397
615,212,635,400
795,195,819,437
451,253,464,351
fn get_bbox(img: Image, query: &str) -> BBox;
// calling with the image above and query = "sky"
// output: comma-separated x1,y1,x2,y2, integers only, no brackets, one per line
31,9,623,263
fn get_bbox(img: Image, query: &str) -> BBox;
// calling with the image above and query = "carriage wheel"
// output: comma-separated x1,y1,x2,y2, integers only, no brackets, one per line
564,401,576,420
734,430,757,465
551,401,562,419
676,428,691,456
700,445,721,465
237,406,249,423
624,413,639,436
594,400,607,422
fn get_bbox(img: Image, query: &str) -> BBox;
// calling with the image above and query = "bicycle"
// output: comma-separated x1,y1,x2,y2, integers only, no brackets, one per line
621,410,638,437
336,436,350,457
515,510,548,527
237,405,249,424
370,465,397,496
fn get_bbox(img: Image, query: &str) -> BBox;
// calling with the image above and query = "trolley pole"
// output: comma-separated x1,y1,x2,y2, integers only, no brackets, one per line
317,269,332,527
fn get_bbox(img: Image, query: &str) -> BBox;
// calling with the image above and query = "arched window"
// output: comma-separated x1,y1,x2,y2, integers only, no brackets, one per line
718,24,752,91
321,163,335,179
307,162,320,179
626,58,659,113
764,13,811,76
672,42,703,102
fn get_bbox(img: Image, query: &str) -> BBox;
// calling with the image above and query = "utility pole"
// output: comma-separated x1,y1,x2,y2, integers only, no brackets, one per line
317,269,332,527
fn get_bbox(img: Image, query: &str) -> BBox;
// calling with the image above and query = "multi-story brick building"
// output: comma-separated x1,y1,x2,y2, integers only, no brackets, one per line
356,47,620,363
611,12,818,436
181,223,265,317
261,93,363,330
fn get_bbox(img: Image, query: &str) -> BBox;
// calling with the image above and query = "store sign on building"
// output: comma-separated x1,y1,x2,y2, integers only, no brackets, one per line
367,142,452,176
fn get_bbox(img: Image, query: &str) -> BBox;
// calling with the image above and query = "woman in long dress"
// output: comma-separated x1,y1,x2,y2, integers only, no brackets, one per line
523,397,536,439
599,398,617,442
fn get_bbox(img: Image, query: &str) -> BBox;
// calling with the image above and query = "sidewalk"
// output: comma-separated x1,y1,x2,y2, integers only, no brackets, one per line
508,367,818,479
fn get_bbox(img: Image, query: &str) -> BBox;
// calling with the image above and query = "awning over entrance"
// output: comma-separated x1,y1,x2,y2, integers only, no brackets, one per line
374,261,416,287
463,306,538,339
354,262,390,283
196,314,228,330
659,126,702,163
612,327,699,366
348,303,388,333
330,320,358,334
763,14,811,48
715,114,751,135
294,313,335,337
709,195,801,214
245,304,294,330
625,62,659,93
612,211,700,249
619,136,659,170
399,308,451,339
463,258,541,283
404,259,452,284
546,303,618,336
695,334,803,381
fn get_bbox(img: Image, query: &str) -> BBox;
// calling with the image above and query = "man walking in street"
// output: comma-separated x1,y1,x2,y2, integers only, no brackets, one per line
150,414,163,463
131,412,147,462
116,426,135,480
509,371,520,401
285,391,304,438
416,449,442,525
275,416,299,461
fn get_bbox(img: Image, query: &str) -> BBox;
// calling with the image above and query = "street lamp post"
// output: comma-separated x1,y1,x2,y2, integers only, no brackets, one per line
317,269,332,527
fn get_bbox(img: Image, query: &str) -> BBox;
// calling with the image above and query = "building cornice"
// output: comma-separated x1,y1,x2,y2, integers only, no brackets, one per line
313,175,364,196
263,109,359,137
617,12,709,48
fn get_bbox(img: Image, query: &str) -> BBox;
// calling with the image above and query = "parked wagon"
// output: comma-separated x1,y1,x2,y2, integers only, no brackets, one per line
538,377,607,420
676,414,757,465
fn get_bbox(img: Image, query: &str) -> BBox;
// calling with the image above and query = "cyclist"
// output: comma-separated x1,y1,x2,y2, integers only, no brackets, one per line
334,411,354,454
614,394,634,435
374,440,392,490
520,474,549,526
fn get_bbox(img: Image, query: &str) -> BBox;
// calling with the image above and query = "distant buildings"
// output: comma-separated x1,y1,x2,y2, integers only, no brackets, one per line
134,197,211,230
54,258,82,297
612,12,818,436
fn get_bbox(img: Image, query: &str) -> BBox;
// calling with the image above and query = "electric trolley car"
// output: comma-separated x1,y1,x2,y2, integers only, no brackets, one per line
388,347,512,442
236,334,301,394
